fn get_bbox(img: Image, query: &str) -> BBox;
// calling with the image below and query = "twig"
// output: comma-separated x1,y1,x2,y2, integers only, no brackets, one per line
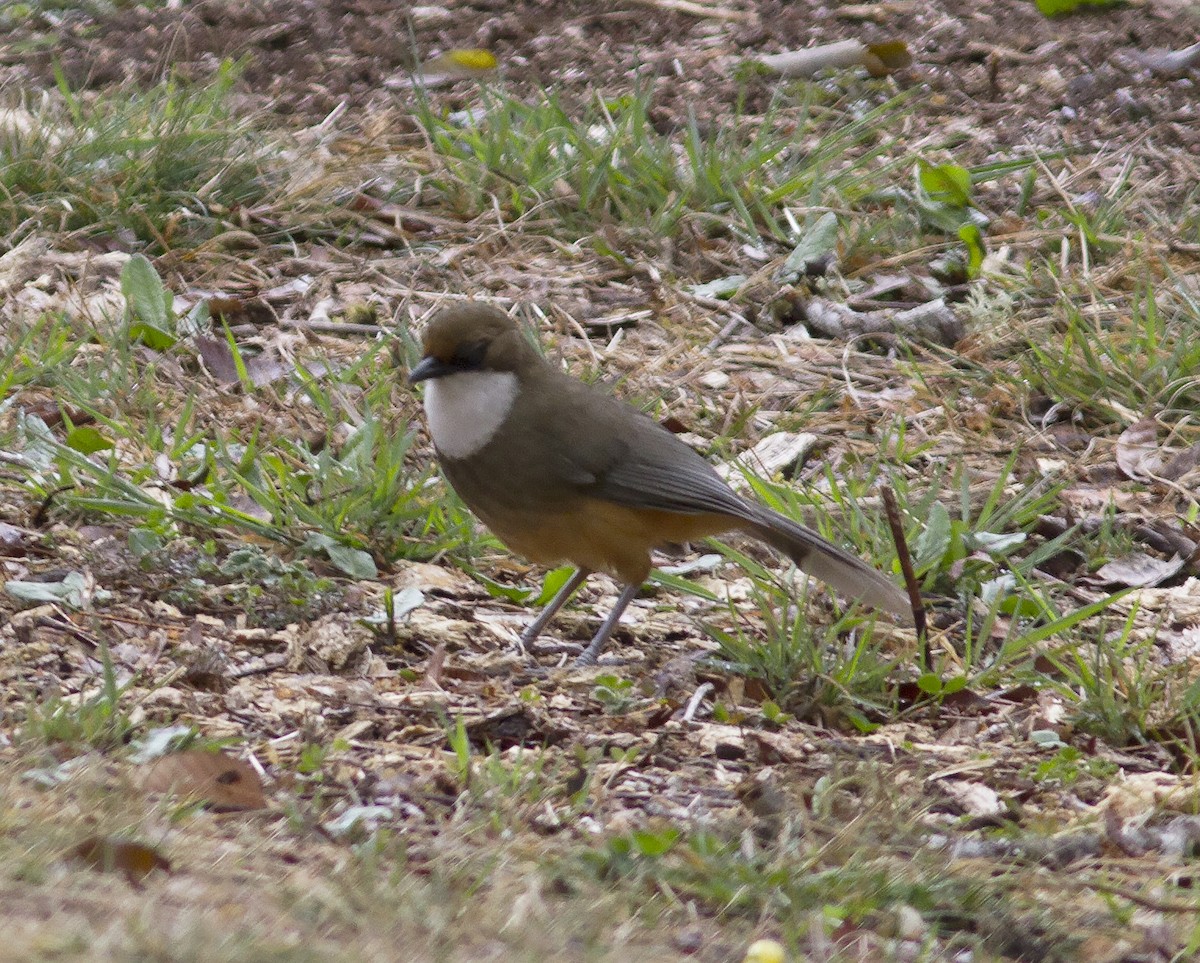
625,0,754,22
881,485,926,663
33,614,100,657
683,682,714,722
419,644,447,691
1068,876,1200,914
229,653,289,678
282,320,386,336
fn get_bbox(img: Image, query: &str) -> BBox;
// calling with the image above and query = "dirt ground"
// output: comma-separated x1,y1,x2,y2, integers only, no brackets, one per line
2,0,1200,960
4,0,1196,162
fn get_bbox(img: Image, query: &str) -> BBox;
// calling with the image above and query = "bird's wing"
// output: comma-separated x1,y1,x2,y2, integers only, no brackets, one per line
590,442,755,519
518,368,755,519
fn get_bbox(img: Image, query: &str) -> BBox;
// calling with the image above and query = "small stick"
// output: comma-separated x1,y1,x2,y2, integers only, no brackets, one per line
881,485,927,665
420,644,447,691
683,682,714,723
625,0,754,22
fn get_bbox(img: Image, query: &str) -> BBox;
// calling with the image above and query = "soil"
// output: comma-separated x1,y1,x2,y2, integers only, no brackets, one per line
4,0,1197,177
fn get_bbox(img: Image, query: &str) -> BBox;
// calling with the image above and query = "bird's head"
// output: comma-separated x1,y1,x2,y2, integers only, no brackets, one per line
409,303,538,384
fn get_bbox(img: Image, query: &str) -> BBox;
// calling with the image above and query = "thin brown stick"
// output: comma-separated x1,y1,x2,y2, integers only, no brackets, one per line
1069,876,1200,914
881,485,926,664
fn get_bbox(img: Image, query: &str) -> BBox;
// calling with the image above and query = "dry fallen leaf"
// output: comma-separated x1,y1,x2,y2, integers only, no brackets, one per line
752,39,911,79
1129,40,1200,77
70,835,171,885
1114,418,1165,480
1094,552,1185,588
143,749,267,811
938,779,1004,818
195,335,291,388
388,48,500,89
0,521,30,557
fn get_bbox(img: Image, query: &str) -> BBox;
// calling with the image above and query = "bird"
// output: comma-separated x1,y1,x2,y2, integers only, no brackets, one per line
409,302,910,664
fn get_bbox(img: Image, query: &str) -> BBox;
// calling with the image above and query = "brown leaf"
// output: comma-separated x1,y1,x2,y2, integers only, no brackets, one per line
1094,552,1185,588
143,749,267,811
0,521,30,557
1115,418,1165,480
206,296,275,327
1160,442,1200,482
195,336,291,388
419,643,446,690
70,836,171,885
195,335,240,385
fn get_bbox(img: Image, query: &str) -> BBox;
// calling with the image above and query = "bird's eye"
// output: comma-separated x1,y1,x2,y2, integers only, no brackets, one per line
451,339,488,369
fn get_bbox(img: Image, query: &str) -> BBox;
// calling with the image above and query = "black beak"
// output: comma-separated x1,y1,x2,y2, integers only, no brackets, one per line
409,355,454,384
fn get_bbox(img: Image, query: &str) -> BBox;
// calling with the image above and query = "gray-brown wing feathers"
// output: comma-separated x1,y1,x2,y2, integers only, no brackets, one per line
526,369,910,621
593,445,755,519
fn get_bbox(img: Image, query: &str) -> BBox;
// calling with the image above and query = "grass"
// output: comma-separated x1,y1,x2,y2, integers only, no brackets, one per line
0,60,271,249
1020,283,1200,424
2,43,1200,963
18,638,134,752
414,81,919,256
2,262,480,590
5,725,1174,963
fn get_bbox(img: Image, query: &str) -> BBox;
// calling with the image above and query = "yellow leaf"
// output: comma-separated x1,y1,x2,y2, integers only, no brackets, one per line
419,48,499,83
446,49,497,72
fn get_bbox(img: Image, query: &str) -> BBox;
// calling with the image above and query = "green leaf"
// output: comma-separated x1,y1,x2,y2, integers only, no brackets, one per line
1035,0,1121,15
918,162,972,207
128,527,164,558
180,299,211,339
222,321,252,390
999,594,1050,619
942,675,969,695
607,836,632,857
475,571,531,604
127,323,177,351
844,709,880,734
121,254,173,333
534,566,576,607
594,674,632,695
65,426,115,454
1030,729,1066,747
914,501,952,569
916,672,943,695
1016,592,1130,651
4,571,88,607
630,828,679,858
958,223,986,278
779,211,839,280
968,530,1027,555
690,275,747,299
324,544,378,580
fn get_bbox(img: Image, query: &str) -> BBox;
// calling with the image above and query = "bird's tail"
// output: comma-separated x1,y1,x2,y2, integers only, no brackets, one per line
743,509,913,623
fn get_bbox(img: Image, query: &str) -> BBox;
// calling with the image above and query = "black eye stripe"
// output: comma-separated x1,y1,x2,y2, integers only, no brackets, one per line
451,339,488,369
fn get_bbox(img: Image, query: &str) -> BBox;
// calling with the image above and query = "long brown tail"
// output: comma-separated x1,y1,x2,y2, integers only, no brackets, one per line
743,509,913,623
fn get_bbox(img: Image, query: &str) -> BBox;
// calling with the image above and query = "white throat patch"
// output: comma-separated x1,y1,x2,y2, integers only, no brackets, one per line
423,370,518,460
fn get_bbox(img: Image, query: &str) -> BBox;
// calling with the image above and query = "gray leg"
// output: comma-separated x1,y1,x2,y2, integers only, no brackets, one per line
577,581,641,665
520,568,590,646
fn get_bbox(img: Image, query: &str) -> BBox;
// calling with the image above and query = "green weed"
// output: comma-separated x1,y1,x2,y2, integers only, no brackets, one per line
0,60,269,249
